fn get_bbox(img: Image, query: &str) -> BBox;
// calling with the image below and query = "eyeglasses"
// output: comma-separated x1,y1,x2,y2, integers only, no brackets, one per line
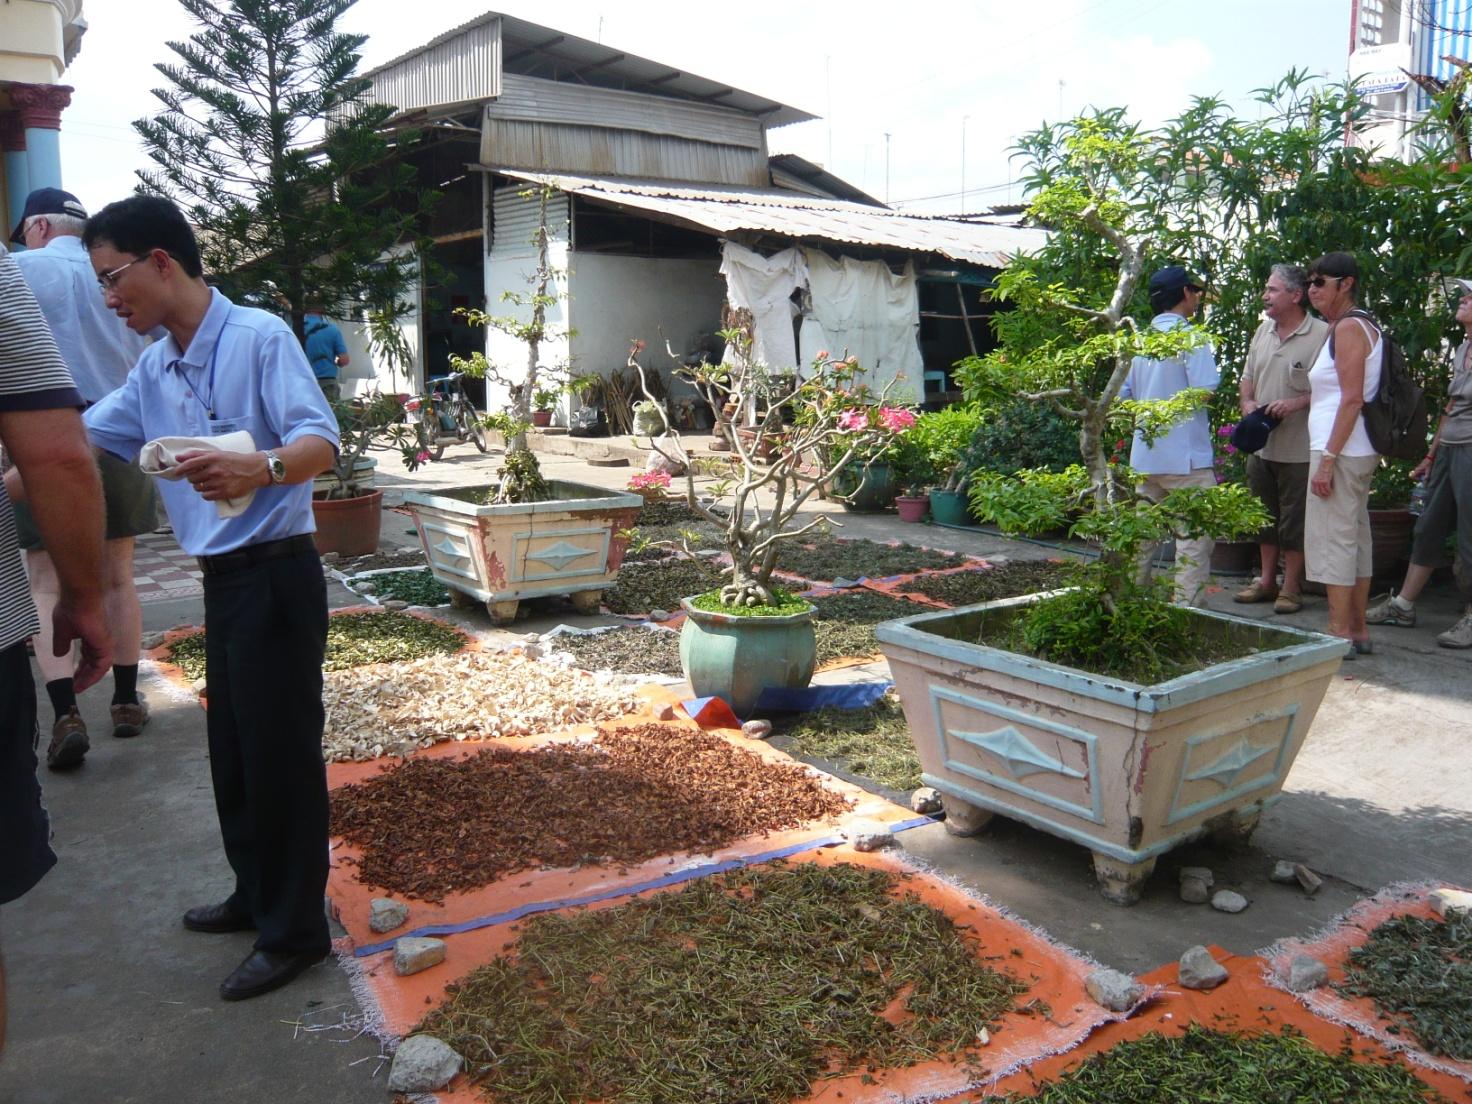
96,254,151,292
1307,275,1346,289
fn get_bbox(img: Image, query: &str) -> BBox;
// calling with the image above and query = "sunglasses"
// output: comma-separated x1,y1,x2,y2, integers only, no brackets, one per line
1307,275,1346,289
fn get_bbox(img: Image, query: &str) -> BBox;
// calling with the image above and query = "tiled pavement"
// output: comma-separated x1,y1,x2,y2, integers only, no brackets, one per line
132,528,202,602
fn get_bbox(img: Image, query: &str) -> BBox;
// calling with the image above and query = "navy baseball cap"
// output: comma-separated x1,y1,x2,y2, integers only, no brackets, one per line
10,187,88,244
1230,408,1280,454
1148,265,1204,296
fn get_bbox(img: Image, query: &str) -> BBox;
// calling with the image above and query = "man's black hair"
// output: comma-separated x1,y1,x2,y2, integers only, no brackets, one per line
82,195,204,279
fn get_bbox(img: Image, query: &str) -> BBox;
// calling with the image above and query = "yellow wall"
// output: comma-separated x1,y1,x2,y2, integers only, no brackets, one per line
0,1,85,229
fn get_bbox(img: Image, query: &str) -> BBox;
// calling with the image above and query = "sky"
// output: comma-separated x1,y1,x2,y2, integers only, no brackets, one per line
56,0,1353,217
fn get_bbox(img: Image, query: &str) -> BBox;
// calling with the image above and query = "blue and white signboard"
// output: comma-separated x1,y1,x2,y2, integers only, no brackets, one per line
1351,42,1412,96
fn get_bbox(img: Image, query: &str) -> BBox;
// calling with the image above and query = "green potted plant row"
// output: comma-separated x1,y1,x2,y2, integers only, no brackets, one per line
905,405,984,526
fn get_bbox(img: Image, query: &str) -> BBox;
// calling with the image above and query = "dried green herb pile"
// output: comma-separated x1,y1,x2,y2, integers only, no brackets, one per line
632,499,726,548
553,627,684,677
774,695,921,792
775,539,967,583
811,590,925,665
604,559,721,614
330,724,852,900
1337,911,1472,1060
352,568,449,607
993,1025,1445,1103
165,610,466,682
904,561,1073,607
418,861,1029,1104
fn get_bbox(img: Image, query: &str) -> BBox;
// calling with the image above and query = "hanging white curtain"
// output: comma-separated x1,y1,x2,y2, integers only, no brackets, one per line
719,241,806,370
800,250,923,404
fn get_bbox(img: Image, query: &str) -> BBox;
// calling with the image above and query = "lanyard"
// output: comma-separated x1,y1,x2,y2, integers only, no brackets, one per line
177,313,227,420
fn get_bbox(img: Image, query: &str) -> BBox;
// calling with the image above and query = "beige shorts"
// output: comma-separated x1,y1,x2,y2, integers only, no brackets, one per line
1304,450,1377,585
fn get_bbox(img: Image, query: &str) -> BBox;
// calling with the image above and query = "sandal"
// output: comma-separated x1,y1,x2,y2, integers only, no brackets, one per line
1233,580,1278,604
1273,592,1303,614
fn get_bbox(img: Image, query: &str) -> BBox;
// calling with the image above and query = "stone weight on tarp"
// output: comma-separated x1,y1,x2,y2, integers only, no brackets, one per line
387,1035,462,1093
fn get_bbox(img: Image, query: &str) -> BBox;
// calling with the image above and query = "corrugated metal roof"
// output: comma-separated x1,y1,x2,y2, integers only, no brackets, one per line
364,11,814,128
492,170,1046,269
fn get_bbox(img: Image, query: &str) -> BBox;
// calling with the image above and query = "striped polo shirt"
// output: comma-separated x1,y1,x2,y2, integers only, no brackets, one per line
0,247,85,651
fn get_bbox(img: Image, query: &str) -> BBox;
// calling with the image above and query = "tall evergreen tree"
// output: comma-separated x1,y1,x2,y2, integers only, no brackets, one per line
135,0,432,341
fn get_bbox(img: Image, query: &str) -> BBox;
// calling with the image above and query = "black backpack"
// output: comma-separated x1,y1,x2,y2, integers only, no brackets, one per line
1328,309,1429,461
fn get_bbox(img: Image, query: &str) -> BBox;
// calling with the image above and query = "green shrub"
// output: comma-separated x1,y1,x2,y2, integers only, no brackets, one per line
963,397,1079,478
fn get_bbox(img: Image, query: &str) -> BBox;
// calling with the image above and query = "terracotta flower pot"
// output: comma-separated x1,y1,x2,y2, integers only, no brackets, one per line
311,489,383,558
530,409,553,428
895,495,929,522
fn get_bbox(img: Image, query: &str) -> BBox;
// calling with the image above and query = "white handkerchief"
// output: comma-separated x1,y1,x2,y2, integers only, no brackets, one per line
138,431,258,518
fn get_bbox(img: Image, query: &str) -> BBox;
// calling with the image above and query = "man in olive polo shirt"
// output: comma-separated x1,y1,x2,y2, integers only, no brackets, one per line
1235,264,1329,614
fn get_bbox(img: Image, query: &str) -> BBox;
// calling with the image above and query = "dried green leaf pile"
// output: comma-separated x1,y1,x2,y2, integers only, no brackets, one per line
811,590,926,665
903,561,1073,607
418,861,1029,1104
1337,911,1472,1060
553,626,684,676
351,567,449,607
994,1025,1445,1103
774,695,921,793
331,724,852,900
604,559,721,614
775,539,967,584
164,610,466,682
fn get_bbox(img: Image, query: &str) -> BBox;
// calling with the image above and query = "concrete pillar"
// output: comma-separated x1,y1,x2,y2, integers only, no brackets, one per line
0,112,28,247
8,83,73,196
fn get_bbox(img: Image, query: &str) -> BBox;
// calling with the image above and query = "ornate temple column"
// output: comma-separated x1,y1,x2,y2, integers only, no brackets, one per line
9,82,73,195
0,112,29,241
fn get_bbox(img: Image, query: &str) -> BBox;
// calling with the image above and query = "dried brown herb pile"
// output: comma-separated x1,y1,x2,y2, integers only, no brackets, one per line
775,539,966,583
321,649,641,763
330,724,852,900
553,626,684,677
812,590,925,665
165,609,466,683
417,861,1029,1104
1337,911,1472,1060
904,560,1073,607
993,1025,1446,1103
774,694,921,793
604,559,721,614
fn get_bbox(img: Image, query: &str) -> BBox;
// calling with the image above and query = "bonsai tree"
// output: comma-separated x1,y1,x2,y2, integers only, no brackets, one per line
955,112,1268,681
636,318,903,610
320,393,427,500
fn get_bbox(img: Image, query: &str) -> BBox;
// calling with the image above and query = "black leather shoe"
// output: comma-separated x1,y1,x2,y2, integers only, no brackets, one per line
219,948,327,1001
182,901,255,933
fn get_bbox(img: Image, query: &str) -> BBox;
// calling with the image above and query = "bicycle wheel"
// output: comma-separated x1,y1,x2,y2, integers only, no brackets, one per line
460,404,490,452
420,405,445,461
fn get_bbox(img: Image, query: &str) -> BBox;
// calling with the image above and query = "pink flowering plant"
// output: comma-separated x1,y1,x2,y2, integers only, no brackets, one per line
630,318,906,609
627,469,673,500
1213,422,1246,485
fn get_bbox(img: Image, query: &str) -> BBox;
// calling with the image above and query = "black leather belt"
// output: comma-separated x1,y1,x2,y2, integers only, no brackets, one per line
196,534,317,577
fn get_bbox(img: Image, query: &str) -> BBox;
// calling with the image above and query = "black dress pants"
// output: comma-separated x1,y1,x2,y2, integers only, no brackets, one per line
202,546,330,955
0,640,54,905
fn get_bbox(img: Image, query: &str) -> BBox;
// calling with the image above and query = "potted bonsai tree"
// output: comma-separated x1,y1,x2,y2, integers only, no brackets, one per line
632,322,903,715
875,112,1348,905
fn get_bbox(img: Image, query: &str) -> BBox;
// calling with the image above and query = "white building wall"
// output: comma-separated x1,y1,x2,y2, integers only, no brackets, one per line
341,244,423,400
567,253,726,413
484,186,571,413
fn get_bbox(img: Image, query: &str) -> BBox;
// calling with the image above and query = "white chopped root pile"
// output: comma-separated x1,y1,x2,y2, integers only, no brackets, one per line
322,649,644,762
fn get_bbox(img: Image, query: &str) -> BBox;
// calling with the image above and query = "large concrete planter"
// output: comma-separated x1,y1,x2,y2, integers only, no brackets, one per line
876,595,1345,904
402,481,641,624
679,598,817,717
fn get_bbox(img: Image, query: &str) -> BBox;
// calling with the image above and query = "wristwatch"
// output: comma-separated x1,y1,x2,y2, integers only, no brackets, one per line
264,450,286,485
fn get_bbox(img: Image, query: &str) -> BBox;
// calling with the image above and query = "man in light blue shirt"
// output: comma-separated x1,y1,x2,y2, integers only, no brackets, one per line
1118,265,1221,606
12,188,158,768
82,196,340,1003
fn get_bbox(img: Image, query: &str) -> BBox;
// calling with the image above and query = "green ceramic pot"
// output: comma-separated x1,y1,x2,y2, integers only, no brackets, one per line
928,488,970,527
830,462,896,512
679,597,817,716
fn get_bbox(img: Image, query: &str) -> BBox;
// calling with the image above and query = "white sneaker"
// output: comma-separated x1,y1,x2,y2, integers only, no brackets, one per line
1437,610,1472,649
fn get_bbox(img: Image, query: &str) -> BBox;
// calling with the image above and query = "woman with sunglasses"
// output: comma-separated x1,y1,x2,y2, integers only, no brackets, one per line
1304,252,1381,657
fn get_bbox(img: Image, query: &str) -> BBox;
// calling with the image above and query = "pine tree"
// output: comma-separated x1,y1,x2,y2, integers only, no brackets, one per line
135,0,432,341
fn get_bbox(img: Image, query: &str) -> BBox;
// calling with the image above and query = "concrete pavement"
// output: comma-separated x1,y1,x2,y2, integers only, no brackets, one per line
1,437,1467,1100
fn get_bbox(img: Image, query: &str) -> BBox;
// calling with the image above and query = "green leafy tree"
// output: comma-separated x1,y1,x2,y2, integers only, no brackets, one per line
135,0,433,342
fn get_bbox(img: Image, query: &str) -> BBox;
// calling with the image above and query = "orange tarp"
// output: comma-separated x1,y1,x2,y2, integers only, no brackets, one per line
975,948,1471,1102
1262,883,1472,1087
338,847,1119,1104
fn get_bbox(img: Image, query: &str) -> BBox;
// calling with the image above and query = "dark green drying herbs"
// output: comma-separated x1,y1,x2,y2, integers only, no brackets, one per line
353,568,449,607
604,559,721,614
812,590,926,665
995,1025,1446,1103
903,561,1074,607
1338,911,1472,1060
419,861,1028,1104
774,695,921,792
774,539,967,583
165,610,466,681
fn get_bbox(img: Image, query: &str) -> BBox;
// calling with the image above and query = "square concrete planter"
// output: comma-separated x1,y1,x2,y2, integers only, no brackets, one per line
401,481,641,623
876,595,1346,903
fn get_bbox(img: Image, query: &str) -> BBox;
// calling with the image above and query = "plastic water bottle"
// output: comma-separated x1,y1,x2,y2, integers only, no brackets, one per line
1409,482,1429,517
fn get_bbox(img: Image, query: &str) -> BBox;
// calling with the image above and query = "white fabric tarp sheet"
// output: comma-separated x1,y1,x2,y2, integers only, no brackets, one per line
718,242,806,370
800,250,922,403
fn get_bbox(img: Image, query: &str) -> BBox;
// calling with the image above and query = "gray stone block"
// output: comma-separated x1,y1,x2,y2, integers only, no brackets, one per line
1285,953,1329,992
1085,967,1143,1012
369,897,409,934
394,936,446,976
387,1034,462,1092
1177,866,1214,887
1211,890,1249,913
1178,945,1228,990
1179,877,1211,904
